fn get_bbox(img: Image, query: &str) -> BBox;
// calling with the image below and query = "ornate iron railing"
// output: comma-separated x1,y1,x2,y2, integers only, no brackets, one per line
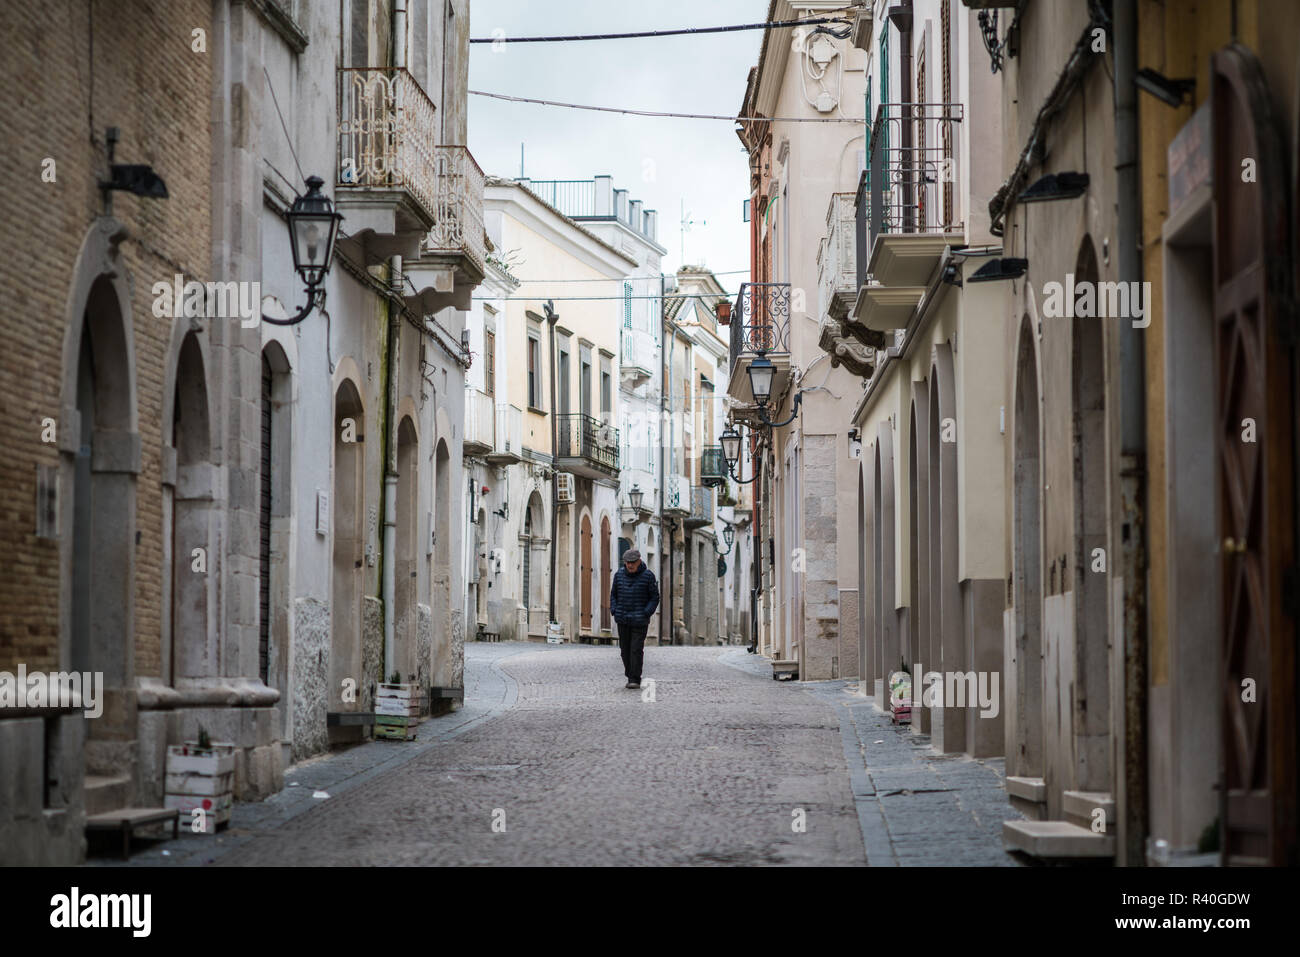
728,282,791,378
421,145,486,273
866,102,964,253
337,68,439,220
556,413,619,474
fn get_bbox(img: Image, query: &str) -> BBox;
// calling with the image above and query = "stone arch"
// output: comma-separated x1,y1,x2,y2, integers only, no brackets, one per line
331,377,365,715
908,382,932,733
929,342,963,753
432,438,451,681
259,340,293,737
1071,235,1111,791
395,415,419,682
580,509,593,633
872,422,897,708
522,488,546,630
600,513,612,632
1011,313,1045,780
170,331,214,685
59,219,139,705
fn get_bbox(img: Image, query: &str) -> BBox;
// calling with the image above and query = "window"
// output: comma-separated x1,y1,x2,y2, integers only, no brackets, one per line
527,334,541,409
558,346,571,414
624,282,633,329
581,359,592,417
484,330,496,396
601,369,611,420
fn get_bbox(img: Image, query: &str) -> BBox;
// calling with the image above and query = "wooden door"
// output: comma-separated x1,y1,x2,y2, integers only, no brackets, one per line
581,514,593,631
600,516,612,631
1212,44,1297,866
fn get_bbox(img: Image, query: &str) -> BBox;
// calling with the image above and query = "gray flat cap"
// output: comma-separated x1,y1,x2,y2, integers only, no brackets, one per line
622,548,641,563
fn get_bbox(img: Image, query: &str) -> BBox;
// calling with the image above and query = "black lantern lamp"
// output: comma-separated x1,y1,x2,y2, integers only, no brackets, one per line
721,423,761,486
713,520,736,557
266,175,343,325
629,485,644,512
747,356,776,408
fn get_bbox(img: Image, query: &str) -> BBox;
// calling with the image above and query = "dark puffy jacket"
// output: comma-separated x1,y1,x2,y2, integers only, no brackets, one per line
610,561,660,626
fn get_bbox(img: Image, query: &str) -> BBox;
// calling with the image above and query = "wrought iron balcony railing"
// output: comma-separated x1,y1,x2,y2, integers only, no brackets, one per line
701,446,727,488
556,413,619,475
865,102,965,260
728,282,791,378
665,473,690,515
420,145,486,273
337,68,439,221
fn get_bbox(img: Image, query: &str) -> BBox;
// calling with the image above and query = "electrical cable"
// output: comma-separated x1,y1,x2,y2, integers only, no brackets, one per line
470,89,863,123
263,66,306,186
469,17,851,44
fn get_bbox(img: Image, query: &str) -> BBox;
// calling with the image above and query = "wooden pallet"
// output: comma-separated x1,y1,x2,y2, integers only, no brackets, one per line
374,714,418,740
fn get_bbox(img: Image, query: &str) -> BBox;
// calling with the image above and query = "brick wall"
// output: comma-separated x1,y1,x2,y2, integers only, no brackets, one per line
0,0,213,676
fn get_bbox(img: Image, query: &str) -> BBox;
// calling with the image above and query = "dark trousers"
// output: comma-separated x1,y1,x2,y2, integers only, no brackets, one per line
617,621,647,682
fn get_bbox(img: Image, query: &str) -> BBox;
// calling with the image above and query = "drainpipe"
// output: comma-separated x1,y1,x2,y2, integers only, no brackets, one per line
1113,0,1147,867
546,301,559,625
381,0,407,682
659,272,667,645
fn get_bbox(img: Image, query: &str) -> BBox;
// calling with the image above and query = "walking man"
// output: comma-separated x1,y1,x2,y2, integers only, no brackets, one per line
609,548,660,689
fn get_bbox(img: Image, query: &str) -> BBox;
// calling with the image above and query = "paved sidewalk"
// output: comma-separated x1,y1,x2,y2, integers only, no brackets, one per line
88,641,530,866
804,681,1023,866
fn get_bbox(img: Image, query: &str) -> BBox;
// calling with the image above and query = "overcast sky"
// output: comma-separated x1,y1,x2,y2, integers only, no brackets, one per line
467,0,770,295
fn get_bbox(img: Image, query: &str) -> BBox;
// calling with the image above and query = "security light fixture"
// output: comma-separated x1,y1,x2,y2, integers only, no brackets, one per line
99,128,169,201
267,175,343,325
1019,171,1090,203
941,261,963,287
1135,68,1194,107
967,257,1028,283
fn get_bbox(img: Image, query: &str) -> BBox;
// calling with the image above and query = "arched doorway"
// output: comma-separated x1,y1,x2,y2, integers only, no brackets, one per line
331,379,365,715
930,345,963,753
580,513,593,632
872,423,897,707
68,280,137,685
395,416,418,682
1012,316,1044,781
259,341,292,736
858,458,872,697
171,332,212,683
1211,43,1296,865
600,515,612,631
433,439,451,682
909,386,931,733
1071,236,1110,792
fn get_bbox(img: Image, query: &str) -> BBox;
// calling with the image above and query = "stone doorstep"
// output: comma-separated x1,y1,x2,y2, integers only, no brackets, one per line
83,774,132,816
1062,789,1115,829
1003,820,1116,859
1005,775,1047,804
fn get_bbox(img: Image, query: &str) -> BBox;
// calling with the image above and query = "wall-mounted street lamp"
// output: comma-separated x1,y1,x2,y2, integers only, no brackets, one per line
747,356,806,429
264,175,343,326
721,423,762,486
712,521,736,557
629,485,644,512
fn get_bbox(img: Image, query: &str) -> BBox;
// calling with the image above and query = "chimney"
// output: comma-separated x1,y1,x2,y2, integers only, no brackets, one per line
594,175,613,216
645,210,658,241
630,199,643,233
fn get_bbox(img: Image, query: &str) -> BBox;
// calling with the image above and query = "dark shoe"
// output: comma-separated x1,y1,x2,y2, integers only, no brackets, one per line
625,681,636,689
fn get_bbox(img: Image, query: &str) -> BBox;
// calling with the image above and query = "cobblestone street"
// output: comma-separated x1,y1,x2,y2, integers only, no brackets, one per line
97,642,1020,867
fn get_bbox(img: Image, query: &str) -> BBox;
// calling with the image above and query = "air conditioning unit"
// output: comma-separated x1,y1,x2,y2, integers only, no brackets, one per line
555,472,575,504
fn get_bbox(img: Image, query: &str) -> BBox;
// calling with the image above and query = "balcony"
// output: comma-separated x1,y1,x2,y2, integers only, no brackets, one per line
818,192,880,379
726,282,793,410
405,145,487,315
556,413,619,480
335,68,439,264
621,327,657,383
700,446,727,488
665,473,690,517
464,389,495,456
486,402,524,465
854,102,965,332
686,486,714,528
520,175,659,243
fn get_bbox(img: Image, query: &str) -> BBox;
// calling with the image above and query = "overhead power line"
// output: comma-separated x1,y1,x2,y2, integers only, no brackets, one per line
470,89,862,123
500,269,752,284
469,17,851,44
